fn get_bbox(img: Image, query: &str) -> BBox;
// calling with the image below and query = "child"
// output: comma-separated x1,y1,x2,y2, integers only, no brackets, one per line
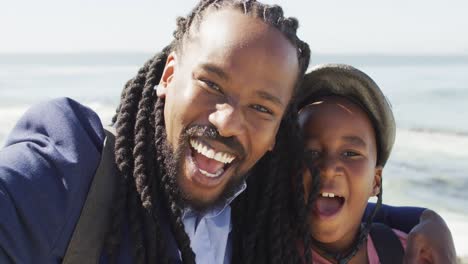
297,64,406,264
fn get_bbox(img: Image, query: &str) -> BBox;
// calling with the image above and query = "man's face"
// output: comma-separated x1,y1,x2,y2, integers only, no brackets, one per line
157,8,299,209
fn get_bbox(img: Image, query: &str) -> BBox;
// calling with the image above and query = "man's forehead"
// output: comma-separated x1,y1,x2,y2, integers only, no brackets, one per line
190,8,268,45
178,7,298,107
184,13,297,76
185,8,295,61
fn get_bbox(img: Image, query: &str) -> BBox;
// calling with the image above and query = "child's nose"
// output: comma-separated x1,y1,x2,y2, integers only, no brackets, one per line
318,156,343,178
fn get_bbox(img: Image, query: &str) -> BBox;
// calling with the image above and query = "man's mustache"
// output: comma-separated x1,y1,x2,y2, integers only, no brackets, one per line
184,124,245,159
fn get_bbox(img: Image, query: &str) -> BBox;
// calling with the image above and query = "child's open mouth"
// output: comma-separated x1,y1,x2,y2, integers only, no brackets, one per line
314,192,345,219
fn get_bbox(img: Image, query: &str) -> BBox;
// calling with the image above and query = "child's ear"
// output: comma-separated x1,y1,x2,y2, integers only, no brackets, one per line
372,166,383,196
156,52,178,98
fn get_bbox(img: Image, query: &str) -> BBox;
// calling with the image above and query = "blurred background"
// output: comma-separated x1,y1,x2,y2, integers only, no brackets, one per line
1,0,467,260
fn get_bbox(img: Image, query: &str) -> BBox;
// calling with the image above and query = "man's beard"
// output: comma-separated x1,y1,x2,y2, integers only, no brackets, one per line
159,124,248,213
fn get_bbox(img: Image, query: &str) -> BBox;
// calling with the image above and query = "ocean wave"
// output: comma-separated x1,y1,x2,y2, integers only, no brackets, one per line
384,127,468,214
0,53,151,66
406,127,468,137
393,128,468,160
0,101,117,145
0,65,138,76
384,162,468,215
0,106,30,146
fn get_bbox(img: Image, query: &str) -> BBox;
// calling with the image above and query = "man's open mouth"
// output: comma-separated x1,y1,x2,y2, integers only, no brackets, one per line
314,192,346,218
187,138,237,184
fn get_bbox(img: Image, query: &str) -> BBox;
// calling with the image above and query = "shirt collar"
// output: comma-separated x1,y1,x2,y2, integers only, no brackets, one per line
183,180,247,219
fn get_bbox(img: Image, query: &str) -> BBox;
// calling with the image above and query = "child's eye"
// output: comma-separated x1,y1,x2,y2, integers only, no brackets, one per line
251,104,273,115
343,151,360,157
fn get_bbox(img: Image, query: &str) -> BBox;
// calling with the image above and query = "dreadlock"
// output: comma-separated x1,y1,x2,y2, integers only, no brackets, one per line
106,1,311,263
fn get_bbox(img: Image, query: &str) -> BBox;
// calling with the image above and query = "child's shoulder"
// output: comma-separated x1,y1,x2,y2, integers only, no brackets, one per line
309,226,408,264
368,226,407,264
392,228,408,247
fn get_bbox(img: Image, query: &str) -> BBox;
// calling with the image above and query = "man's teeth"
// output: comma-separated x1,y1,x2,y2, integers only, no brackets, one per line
199,168,224,178
190,139,236,164
321,192,340,198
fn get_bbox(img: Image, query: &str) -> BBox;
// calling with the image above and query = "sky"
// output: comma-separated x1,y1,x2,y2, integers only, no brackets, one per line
1,0,467,55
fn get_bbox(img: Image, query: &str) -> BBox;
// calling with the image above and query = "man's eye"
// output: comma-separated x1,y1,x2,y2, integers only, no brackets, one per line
200,79,222,93
251,104,272,115
305,150,320,160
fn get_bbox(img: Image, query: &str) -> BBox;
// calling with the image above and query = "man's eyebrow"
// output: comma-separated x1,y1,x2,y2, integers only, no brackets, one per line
256,90,285,108
200,63,229,81
199,64,284,108
342,136,367,147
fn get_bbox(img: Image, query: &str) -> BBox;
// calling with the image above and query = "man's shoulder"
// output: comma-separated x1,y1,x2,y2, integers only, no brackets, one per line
4,97,105,147
0,97,109,262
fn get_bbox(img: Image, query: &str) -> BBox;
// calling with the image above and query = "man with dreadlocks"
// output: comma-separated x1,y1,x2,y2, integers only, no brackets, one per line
0,1,308,263
0,1,456,264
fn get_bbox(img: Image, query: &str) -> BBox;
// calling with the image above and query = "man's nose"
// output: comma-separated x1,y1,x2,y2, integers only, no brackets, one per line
208,103,245,138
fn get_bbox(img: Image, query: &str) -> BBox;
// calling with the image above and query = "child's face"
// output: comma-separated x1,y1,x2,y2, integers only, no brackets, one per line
299,96,382,251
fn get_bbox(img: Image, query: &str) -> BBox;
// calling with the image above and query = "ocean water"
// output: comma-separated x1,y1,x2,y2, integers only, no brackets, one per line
1,53,467,256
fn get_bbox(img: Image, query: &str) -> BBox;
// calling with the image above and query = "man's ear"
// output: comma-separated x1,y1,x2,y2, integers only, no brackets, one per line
267,140,275,151
372,166,383,196
157,52,177,98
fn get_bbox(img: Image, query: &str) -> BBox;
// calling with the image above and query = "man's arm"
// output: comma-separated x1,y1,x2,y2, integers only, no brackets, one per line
0,98,105,262
404,209,457,264
367,203,426,233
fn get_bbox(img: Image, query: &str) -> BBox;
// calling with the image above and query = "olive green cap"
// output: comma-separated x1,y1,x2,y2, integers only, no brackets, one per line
297,63,396,166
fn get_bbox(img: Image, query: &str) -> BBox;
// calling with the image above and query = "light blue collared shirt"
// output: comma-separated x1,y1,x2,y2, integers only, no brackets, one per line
182,181,247,264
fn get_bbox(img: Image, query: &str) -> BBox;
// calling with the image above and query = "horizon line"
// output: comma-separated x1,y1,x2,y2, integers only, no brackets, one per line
1,51,468,57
